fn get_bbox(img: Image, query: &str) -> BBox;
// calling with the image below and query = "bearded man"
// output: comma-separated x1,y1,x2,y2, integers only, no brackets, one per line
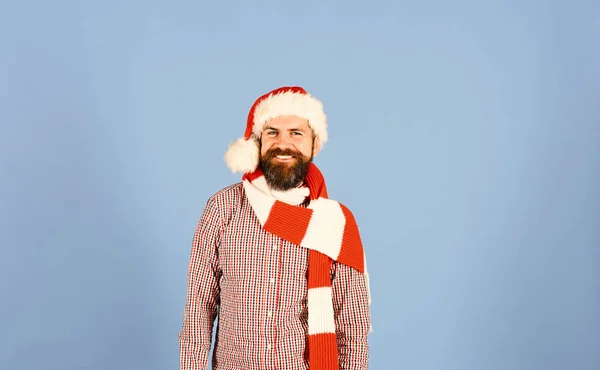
179,86,372,370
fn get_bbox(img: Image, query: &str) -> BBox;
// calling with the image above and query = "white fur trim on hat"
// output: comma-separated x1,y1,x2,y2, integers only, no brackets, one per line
224,137,260,173
253,90,328,151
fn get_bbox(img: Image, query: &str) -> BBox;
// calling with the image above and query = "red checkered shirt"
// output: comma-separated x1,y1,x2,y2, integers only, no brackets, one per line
179,183,371,369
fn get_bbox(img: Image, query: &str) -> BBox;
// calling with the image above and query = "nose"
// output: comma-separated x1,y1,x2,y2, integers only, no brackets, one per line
274,134,294,148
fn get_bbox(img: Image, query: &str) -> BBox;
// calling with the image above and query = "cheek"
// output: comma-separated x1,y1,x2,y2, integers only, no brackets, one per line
260,138,273,155
300,139,314,156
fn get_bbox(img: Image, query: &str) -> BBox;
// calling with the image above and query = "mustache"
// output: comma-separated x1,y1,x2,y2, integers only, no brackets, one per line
264,147,302,158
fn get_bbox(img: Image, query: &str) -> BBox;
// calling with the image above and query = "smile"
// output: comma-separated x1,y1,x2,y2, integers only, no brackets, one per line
274,155,295,161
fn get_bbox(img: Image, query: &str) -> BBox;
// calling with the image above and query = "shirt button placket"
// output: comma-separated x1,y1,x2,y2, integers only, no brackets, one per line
267,238,280,359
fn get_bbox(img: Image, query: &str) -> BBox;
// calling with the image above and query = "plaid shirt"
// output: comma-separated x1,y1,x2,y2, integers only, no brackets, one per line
179,183,371,370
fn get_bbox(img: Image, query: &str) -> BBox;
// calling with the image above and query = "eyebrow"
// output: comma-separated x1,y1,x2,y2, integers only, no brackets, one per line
264,126,307,132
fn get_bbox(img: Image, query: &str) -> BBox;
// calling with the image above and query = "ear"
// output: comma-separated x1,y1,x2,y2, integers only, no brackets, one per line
312,137,321,157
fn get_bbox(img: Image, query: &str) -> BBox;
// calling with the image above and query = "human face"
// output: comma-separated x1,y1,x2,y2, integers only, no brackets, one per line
259,115,315,190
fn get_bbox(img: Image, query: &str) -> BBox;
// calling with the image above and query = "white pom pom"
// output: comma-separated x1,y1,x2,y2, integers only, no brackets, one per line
224,137,260,173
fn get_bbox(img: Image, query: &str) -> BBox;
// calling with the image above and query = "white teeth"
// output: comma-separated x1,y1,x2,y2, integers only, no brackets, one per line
276,155,292,159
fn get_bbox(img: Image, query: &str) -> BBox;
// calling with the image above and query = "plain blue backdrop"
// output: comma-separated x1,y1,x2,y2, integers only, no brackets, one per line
1,1,599,369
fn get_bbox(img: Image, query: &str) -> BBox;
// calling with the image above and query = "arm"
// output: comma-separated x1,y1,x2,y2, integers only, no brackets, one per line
179,197,223,370
332,262,371,369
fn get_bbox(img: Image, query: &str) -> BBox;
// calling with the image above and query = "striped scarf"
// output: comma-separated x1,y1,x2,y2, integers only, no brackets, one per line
242,163,370,370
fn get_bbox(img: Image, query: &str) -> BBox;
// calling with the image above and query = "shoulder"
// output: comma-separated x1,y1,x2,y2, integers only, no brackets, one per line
202,182,245,224
313,196,359,223
206,182,244,205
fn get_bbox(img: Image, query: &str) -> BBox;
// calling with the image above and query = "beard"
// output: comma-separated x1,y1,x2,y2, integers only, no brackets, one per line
259,147,313,191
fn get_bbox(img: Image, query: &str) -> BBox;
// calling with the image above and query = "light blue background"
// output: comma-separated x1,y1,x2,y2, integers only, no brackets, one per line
1,1,599,369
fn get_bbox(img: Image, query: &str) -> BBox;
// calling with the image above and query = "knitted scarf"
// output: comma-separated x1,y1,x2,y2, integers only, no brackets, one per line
242,163,370,370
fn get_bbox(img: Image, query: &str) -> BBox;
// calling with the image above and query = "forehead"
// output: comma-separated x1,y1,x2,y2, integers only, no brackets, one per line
262,115,310,131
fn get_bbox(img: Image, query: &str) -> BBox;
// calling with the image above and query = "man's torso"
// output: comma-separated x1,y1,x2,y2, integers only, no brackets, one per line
211,183,325,369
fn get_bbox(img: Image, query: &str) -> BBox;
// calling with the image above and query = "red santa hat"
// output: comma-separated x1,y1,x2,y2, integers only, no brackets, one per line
224,86,328,173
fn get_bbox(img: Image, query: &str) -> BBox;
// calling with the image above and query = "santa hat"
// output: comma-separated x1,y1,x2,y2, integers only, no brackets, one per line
224,86,328,173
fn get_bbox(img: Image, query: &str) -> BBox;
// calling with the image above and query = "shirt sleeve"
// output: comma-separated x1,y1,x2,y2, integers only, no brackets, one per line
332,261,371,370
179,197,223,370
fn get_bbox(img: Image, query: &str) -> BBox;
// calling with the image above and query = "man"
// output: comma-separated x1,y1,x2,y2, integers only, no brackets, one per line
179,86,372,370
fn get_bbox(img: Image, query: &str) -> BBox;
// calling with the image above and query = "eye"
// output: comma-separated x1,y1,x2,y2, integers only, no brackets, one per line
266,130,277,136
292,131,303,136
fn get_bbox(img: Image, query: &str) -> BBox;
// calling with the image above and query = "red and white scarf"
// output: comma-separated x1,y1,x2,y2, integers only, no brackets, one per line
242,163,371,369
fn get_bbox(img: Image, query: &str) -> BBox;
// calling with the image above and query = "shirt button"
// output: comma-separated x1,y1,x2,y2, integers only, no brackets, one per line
270,278,275,284
267,343,272,350
267,311,272,318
